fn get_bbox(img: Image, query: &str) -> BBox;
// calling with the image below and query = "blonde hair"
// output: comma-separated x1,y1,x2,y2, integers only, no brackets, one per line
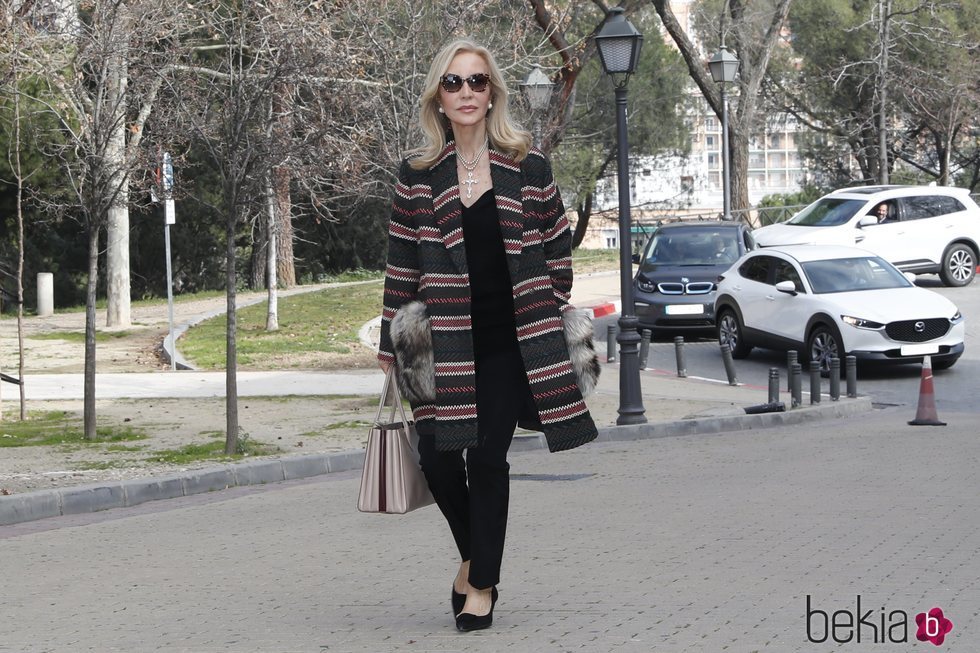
409,39,532,170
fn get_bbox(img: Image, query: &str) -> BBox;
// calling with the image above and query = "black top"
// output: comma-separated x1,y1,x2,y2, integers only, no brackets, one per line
462,189,516,331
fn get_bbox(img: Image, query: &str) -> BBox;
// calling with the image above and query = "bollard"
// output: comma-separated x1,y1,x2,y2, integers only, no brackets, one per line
674,335,687,378
720,343,738,385
786,350,798,392
791,362,802,408
846,355,857,398
37,272,54,317
829,358,841,400
606,324,617,363
809,366,821,404
768,368,780,404
638,329,651,370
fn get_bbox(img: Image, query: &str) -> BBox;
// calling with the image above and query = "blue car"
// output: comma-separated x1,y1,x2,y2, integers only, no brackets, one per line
632,221,756,331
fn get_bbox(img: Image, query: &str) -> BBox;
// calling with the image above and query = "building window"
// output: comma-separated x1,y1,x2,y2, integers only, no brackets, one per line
706,116,717,130
706,135,715,148
606,236,618,248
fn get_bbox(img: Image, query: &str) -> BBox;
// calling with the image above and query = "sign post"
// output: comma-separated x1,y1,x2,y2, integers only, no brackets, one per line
158,151,177,371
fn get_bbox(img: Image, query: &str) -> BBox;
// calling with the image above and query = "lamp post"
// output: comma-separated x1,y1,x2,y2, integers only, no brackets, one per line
520,64,554,146
708,46,739,221
595,7,646,425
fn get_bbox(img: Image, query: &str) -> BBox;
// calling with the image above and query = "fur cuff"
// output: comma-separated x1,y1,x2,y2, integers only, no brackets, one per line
390,301,437,404
561,307,601,397
390,301,601,403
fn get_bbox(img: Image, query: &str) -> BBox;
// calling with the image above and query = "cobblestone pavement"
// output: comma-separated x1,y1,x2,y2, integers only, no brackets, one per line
2,407,976,652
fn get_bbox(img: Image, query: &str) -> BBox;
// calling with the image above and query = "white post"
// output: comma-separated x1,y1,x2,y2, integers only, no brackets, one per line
36,272,54,316
164,198,176,370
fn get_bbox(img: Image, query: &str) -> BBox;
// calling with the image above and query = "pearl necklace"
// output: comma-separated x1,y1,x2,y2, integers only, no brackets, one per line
457,140,489,199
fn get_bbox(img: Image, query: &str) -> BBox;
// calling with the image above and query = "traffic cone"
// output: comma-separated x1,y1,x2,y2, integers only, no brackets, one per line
908,355,946,426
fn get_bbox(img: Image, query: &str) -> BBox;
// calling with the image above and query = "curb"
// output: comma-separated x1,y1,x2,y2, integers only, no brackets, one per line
0,396,872,527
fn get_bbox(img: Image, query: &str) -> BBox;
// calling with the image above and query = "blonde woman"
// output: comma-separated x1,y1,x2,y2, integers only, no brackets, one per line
377,39,599,631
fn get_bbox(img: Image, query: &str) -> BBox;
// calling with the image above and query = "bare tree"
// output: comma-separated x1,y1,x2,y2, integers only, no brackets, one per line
653,0,793,211
8,0,180,438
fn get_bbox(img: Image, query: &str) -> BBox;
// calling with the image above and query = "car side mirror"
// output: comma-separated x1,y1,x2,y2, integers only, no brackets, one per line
904,272,917,284
774,280,798,295
631,253,641,264
858,215,877,228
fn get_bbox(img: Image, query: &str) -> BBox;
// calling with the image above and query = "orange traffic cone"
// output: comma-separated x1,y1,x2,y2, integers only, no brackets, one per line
908,355,946,426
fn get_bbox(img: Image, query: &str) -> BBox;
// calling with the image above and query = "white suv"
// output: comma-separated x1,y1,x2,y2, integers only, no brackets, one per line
752,185,980,286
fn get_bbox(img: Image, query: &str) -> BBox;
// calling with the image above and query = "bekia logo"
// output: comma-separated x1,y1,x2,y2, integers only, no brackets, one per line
916,607,954,646
806,595,954,646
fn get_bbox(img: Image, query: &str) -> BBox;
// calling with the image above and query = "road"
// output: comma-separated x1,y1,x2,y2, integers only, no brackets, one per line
596,273,980,412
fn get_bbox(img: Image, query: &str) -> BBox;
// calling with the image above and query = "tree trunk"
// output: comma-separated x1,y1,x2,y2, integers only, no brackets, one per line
265,172,279,331
273,166,295,287
729,127,750,215
105,2,132,327
15,84,26,420
224,188,240,455
571,190,594,250
84,225,99,440
876,0,891,184
251,222,267,289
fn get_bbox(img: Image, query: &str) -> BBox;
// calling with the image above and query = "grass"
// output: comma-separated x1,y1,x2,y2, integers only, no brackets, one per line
572,248,621,274
179,281,383,368
0,411,148,447
29,330,136,343
147,437,279,465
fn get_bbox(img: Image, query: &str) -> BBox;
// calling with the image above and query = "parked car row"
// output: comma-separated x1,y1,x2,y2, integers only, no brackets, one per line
630,185,975,372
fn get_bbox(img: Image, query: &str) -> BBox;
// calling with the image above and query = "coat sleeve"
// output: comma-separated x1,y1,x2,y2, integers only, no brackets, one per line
535,154,574,312
377,160,421,366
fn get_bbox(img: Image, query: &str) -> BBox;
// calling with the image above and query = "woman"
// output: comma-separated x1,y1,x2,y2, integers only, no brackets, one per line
377,39,599,632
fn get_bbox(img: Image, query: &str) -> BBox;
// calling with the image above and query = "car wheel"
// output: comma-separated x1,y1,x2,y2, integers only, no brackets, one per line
807,324,844,374
939,243,976,287
717,309,752,359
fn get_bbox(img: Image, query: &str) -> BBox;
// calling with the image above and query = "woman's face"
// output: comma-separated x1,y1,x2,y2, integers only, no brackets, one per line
438,52,493,132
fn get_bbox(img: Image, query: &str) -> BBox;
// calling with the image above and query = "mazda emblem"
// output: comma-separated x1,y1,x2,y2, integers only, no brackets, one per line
914,321,925,332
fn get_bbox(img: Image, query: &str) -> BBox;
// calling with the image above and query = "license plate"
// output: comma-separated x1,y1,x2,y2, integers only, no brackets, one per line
901,343,939,356
665,304,704,316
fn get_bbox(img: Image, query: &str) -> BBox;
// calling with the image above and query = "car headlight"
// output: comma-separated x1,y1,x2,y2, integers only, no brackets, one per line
951,310,963,323
636,279,656,293
841,315,885,330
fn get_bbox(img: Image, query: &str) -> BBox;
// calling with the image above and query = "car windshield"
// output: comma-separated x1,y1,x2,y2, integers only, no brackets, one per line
787,198,866,227
802,256,912,293
641,229,739,266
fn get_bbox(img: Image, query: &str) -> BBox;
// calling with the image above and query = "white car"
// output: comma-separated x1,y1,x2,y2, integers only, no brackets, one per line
752,185,980,286
714,245,965,372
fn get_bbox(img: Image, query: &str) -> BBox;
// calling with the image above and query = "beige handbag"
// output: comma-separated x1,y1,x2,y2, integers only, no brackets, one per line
357,368,435,514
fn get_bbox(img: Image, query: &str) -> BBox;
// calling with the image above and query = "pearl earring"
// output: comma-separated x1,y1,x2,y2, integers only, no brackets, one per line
488,102,493,109
438,106,444,113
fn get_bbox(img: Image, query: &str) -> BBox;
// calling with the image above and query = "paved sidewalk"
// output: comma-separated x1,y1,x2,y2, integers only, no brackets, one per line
1,408,975,652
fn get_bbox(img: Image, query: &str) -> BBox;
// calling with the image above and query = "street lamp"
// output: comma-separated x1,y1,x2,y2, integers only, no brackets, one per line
595,7,646,426
520,64,554,145
708,45,738,221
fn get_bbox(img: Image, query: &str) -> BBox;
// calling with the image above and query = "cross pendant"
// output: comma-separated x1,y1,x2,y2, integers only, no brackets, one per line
462,171,478,199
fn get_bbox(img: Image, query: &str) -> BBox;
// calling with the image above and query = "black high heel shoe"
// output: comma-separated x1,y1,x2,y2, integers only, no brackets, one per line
451,587,465,616
455,587,498,632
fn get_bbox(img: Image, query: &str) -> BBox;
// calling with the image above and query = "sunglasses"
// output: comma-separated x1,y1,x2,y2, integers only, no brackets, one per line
440,73,490,93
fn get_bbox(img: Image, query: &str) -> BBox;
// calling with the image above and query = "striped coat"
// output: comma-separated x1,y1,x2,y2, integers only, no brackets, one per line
377,141,598,453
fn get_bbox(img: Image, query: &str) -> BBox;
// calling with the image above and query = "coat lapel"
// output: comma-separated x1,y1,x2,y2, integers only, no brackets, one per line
429,143,468,275
489,150,525,280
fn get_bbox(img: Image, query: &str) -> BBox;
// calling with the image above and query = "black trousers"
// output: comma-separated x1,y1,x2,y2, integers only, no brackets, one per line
418,326,533,590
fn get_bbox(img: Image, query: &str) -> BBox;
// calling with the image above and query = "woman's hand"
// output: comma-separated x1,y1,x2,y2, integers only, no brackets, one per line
379,360,392,374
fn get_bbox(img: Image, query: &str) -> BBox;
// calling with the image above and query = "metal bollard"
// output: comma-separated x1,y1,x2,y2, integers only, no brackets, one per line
606,324,617,363
638,329,651,370
809,366,821,404
768,368,780,403
791,362,802,408
786,350,798,392
674,336,687,378
720,343,738,385
829,358,841,400
846,355,857,398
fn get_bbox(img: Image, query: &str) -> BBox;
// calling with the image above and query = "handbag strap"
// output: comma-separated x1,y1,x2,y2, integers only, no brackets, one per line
375,367,412,428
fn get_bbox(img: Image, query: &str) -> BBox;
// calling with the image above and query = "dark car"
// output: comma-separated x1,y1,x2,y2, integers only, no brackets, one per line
633,221,755,330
